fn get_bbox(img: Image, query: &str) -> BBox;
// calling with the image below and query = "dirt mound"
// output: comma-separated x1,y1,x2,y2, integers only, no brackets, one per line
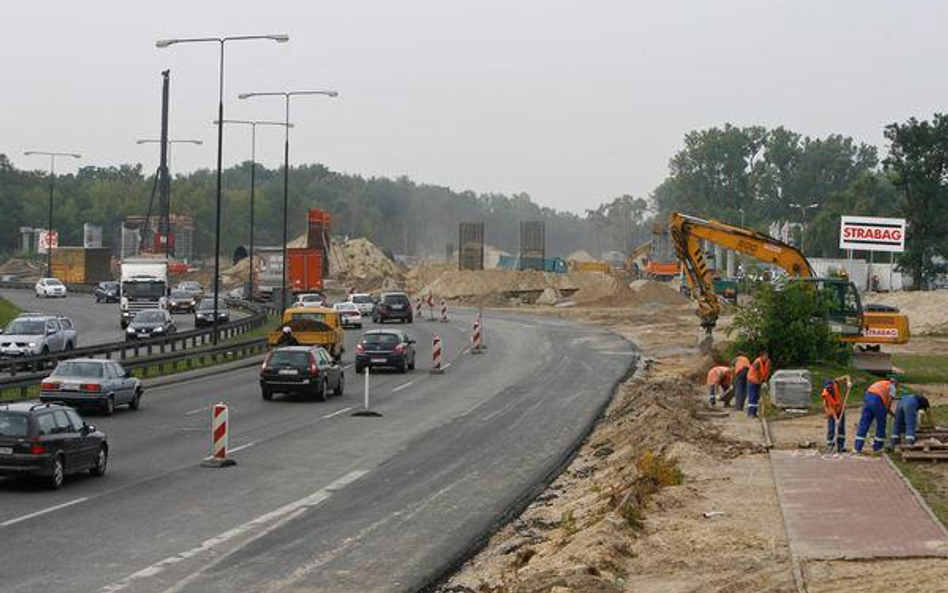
405,261,454,293
630,279,689,306
0,257,44,281
866,290,948,335
331,237,402,280
567,249,596,262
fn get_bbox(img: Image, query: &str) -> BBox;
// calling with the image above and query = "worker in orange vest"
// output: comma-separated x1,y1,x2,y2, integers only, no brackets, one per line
746,349,770,418
854,377,897,453
706,365,732,407
731,352,751,411
821,375,851,452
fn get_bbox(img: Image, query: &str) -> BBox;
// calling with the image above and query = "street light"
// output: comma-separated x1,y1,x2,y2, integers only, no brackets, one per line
214,119,293,299
156,33,288,343
789,202,819,253
23,150,81,276
238,90,338,315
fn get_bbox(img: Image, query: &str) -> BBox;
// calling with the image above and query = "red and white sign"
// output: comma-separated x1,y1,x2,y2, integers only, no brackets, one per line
38,231,58,254
839,216,905,253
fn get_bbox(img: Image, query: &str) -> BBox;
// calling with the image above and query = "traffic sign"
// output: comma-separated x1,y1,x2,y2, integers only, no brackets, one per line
38,230,58,253
839,216,905,253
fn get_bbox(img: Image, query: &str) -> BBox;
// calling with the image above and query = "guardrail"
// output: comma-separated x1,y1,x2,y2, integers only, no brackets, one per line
0,336,270,400
0,300,273,376
0,281,95,294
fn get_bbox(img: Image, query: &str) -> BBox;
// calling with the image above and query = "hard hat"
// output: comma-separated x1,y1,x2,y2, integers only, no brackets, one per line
282,326,292,334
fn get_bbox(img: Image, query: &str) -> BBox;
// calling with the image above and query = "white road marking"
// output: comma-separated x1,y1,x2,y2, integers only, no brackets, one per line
99,470,368,593
442,362,453,370
321,406,353,419
185,405,211,416
342,364,354,370
391,380,415,393
1,497,89,527
228,442,255,454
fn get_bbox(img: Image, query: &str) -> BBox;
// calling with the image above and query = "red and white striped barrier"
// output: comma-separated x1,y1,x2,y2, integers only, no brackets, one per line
426,294,436,321
201,402,236,467
415,298,423,320
431,334,444,374
440,299,448,323
471,317,483,354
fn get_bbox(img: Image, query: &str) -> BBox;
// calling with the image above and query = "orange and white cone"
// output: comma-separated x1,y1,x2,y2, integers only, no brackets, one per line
431,335,444,374
202,402,236,467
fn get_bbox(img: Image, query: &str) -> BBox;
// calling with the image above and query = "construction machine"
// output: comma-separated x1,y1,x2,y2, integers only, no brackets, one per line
624,240,652,277
669,212,909,371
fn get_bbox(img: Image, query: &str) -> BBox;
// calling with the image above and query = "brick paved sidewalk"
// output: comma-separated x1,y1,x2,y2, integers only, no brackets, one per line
771,450,948,560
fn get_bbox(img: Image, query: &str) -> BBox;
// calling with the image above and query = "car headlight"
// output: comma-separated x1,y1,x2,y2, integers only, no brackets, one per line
27,342,36,348
126,327,135,334
154,327,164,332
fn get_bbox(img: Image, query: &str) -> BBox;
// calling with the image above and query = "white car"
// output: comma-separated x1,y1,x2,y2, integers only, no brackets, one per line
348,293,376,316
333,302,363,329
35,277,67,298
292,293,326,308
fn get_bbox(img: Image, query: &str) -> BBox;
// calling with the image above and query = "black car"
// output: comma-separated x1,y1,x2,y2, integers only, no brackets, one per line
195,299,230,327
167,289,197,314
259,346,345,401
94,281,120,303
0,402,108,489
125,309,176,341
373,292,413,324
354,329,416,373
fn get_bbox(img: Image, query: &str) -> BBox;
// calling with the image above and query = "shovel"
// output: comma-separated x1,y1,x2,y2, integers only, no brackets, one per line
831,377,853,452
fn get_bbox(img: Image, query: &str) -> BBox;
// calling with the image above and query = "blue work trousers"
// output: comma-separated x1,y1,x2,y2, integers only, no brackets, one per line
747,382,762,418
854,393,888,453
825,411,846,451
892,402,919,446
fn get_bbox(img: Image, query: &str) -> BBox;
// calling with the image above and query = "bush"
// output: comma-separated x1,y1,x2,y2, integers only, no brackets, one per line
727,281,850,368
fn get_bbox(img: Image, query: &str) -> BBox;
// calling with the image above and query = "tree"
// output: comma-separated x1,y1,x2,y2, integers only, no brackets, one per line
883,114,948,288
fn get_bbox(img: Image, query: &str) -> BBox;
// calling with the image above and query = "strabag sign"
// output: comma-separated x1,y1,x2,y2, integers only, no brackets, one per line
839,216,906,253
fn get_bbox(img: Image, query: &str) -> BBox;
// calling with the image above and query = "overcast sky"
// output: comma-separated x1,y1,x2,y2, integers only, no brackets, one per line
3,1,946,213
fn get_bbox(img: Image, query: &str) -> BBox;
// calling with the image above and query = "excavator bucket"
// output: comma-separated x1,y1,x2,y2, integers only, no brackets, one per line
852,351,896,374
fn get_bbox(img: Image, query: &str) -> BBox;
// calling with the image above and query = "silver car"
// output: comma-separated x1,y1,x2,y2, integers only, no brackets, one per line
40,359,143,416
0,314,78,357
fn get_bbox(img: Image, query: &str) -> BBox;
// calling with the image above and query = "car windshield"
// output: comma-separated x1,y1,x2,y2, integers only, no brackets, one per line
170,290,191,299
268,350,311,367
287,312,332,332
198,300,225,310
351,295,372,304
0,412,29,437
334,303,357,311
46,279,63,286
300,294,321,301
383,295,409,305
52,361,104,378
134,311,165,323
363,333,400,349
4,319,44,335
123,281,166,299
101,282,118,290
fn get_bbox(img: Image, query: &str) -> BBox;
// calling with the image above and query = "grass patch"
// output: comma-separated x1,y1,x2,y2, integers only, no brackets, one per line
893,354,948,385
0,296,21,328
608,450,683,531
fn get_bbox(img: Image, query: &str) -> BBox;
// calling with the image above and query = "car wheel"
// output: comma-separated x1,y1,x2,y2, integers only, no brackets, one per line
65,342,74,351
318,379,329,402
355,364,364,374
398,360,407,374
408,356,415,371
47,456,65,489
129,388,142,410
90,446,108,476
334,373,345,396
102,396,115,417
95,296,101,303
261,387,273,401
41,346,49,356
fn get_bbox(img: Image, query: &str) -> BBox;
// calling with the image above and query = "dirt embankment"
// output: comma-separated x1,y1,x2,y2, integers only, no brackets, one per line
866,290,948,335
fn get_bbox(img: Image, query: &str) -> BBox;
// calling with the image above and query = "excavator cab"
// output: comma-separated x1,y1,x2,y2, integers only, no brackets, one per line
796,278,863,338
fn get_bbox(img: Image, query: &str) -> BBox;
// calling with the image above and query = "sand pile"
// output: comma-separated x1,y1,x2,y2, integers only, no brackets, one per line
567,249,596,262
405,261,454,293
417,269,639,306
630,279,689,306
864,290,948,335
0,257,44,281
331,237,402,280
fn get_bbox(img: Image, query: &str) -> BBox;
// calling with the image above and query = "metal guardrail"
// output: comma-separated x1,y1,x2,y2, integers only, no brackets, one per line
0,336,270,400
0,299,273,376
0,281,95,294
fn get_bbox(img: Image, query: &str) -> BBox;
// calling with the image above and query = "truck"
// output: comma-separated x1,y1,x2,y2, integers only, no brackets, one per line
119,257,168,328
268,306,344,360
497,255,567,274
646,225,682,280
287,248,324,293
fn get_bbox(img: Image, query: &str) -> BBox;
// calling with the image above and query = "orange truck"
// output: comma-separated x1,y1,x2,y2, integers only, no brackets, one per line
287,248,324,293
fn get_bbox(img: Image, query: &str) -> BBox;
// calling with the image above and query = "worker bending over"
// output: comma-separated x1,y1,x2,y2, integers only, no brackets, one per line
854,378,897,453
706,365,732,407
746,349,770,418
820,375,851,452
891,394,934,447
732,353,751,411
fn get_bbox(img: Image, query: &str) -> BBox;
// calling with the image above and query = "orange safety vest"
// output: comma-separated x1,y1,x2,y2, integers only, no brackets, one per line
733,355,751,374
747,356,770,385
706,366,731,387
822,382,844,418
867,380,895,410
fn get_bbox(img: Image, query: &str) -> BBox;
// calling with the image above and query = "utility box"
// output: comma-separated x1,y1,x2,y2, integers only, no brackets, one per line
770,369,813,409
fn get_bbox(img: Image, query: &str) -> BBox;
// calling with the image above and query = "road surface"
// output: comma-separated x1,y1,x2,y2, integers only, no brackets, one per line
0,309,635,593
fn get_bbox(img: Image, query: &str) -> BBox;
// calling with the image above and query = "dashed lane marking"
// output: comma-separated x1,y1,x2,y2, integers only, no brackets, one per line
1,497,89,528
321,406,353,419
228,442,255,454
391,380,415,393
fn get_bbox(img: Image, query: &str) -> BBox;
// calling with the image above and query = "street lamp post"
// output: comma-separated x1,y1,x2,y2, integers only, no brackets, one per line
156,34,288,343
238,90,337,315
788,202,819,253
136,139,203,259
215,119,293,299
23,151,81,276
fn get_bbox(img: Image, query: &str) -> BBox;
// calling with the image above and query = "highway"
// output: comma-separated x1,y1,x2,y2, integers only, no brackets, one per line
0,309,635,593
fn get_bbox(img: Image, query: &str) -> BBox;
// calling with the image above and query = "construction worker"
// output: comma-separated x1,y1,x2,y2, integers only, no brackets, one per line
821,375,851,452
732,352,751,411
275,326,299,347
706,365,732,407
891,394,934,447
854,377,897,453
746,349,770,418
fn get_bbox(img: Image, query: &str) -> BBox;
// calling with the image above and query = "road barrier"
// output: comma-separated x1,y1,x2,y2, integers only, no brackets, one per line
415,298,423,320
440,300,448,322
431,335,444,375
352,366,382,417
471,316,483,354
201,402,236,468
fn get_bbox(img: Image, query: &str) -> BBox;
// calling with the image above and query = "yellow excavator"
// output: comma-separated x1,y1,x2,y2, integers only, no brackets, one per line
669,211,909,371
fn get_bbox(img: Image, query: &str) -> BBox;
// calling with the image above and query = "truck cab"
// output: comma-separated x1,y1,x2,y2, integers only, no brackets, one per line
267,307,344,361
119,258,169,328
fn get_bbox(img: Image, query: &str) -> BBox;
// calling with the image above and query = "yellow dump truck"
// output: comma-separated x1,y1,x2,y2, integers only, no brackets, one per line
268,307,344,360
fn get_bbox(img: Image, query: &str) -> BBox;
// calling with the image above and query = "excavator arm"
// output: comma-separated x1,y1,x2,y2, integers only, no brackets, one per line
669,211,815,332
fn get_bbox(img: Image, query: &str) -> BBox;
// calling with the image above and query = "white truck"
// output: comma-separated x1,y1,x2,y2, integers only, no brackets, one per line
120,257,169,328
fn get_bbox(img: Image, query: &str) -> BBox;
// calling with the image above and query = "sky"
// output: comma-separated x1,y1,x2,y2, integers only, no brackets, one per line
2,1,947,214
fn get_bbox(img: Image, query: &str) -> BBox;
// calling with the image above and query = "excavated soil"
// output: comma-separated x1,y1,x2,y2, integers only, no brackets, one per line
867,290,948,335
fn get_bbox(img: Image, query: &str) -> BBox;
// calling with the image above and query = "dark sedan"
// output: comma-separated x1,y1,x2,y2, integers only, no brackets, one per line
167,289,197,314
354,329,416,373
259,346,344,401
94,281,120,303
195,299,230,327
0,402,108,489
125,309,176,341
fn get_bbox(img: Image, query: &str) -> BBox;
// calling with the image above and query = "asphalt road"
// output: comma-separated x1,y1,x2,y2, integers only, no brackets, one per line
0,309,635,593
0,289,233,347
